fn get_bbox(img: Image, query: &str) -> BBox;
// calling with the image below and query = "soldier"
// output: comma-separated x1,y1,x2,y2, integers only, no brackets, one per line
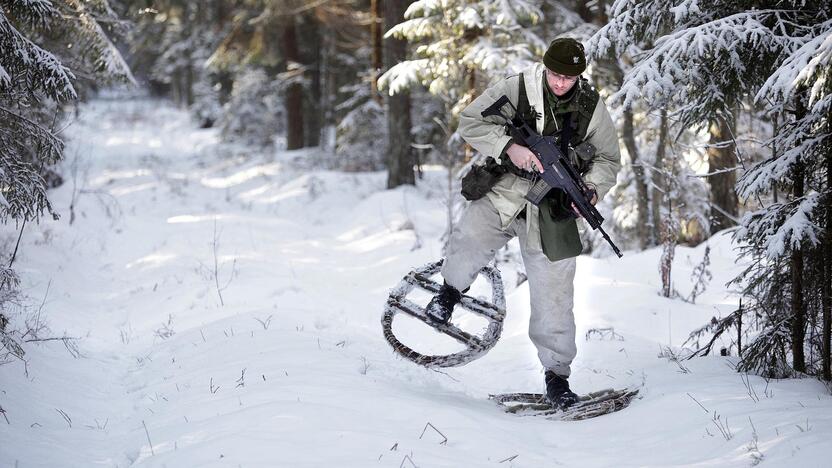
425,38,621,409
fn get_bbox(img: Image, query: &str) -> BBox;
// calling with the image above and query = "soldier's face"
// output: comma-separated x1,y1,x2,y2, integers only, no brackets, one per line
546,69,578,97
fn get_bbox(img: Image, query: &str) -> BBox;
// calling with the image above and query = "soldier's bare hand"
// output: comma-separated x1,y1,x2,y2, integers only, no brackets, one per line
506,143,544,172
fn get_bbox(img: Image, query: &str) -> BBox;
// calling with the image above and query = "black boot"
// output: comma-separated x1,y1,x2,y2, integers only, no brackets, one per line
425,282,463,325
545,371,579,410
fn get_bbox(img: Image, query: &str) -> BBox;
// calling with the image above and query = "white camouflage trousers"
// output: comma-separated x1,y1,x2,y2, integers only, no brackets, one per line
442,197,577,377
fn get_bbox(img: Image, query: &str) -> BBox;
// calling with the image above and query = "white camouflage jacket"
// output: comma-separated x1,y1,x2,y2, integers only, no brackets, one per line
458,62,622,258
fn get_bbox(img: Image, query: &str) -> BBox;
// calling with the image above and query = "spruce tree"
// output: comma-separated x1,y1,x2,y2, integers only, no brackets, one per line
380,0,545,110
0,0,132,327
595,0,832,378
734,6,832,377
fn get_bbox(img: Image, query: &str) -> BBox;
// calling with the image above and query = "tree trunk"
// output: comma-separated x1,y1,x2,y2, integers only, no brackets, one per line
707,116,739,233
215,0,229,26
301,15,321,147
623,108,650,249
184,57,194,107
823,123,832,381
658,121,676,300
651,109,668,244
217,70,234,105
282,17,305,150
791,158,806,373
790,95,808,374
575,0,607,23
370,0,383,101
171,69,182,107
320,24,337,152
463,66,477,162
384,0,414,188
540,1,551,38
213,0,234,107
659,194,675,298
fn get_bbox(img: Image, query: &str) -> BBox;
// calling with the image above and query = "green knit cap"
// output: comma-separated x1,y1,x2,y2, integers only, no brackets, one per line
543,38,586,76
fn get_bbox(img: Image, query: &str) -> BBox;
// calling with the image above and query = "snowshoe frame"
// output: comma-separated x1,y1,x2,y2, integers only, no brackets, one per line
382,260,506,368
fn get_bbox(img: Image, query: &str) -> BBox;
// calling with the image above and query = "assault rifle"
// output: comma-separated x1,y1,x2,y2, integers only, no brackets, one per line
481,95,622,258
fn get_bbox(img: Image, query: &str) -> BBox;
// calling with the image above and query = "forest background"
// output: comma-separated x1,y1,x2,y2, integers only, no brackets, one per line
1,0,831,387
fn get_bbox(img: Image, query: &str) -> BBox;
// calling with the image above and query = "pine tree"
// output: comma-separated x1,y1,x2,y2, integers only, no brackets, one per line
0,0,132,324
128,2,232,126
733,6,832,378
380,0,545,117
596,0,831,379
586,3,710,253
1,0,131,224
193,1,366,151
384,0,415,188
590,1,792,235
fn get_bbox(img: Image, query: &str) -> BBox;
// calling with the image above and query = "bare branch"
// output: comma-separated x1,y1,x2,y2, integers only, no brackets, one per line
419,422,448,445
142,420,155,455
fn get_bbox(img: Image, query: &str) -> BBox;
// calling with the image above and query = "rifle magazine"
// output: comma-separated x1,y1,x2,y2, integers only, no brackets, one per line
524,178,551,206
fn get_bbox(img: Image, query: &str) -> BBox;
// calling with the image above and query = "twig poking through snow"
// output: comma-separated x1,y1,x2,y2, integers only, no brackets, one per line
419,422,448,445
209,219,237,307
748,417,764,465
499,454,519,463
428,367,460,382
795,418,811,432
119,323,133,344
687,393,709,413
659,346,690,373
22,279,51,340
254,315,273,330
711,412,733,440
142,420,155,455
56,408,72,428
25,336,81,358
154,314,175,340
741,373,760,403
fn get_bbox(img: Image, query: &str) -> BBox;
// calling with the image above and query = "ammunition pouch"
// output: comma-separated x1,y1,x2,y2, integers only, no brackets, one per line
460,157,507,201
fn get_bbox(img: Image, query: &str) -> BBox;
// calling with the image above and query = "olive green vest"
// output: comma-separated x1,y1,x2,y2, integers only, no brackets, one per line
511,74,600,262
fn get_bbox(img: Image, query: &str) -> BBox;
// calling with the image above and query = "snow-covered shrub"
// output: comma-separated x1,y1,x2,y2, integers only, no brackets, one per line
0,0,131,354
334,82,387,171
191,76,222,128
218,68,284,148
410,90,447,167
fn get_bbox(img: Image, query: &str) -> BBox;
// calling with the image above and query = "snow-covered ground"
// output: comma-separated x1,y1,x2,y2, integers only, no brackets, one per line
1,98,830,467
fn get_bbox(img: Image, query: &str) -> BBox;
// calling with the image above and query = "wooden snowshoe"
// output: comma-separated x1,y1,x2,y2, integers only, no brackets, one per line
381,260,506,368
490,387,640,420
